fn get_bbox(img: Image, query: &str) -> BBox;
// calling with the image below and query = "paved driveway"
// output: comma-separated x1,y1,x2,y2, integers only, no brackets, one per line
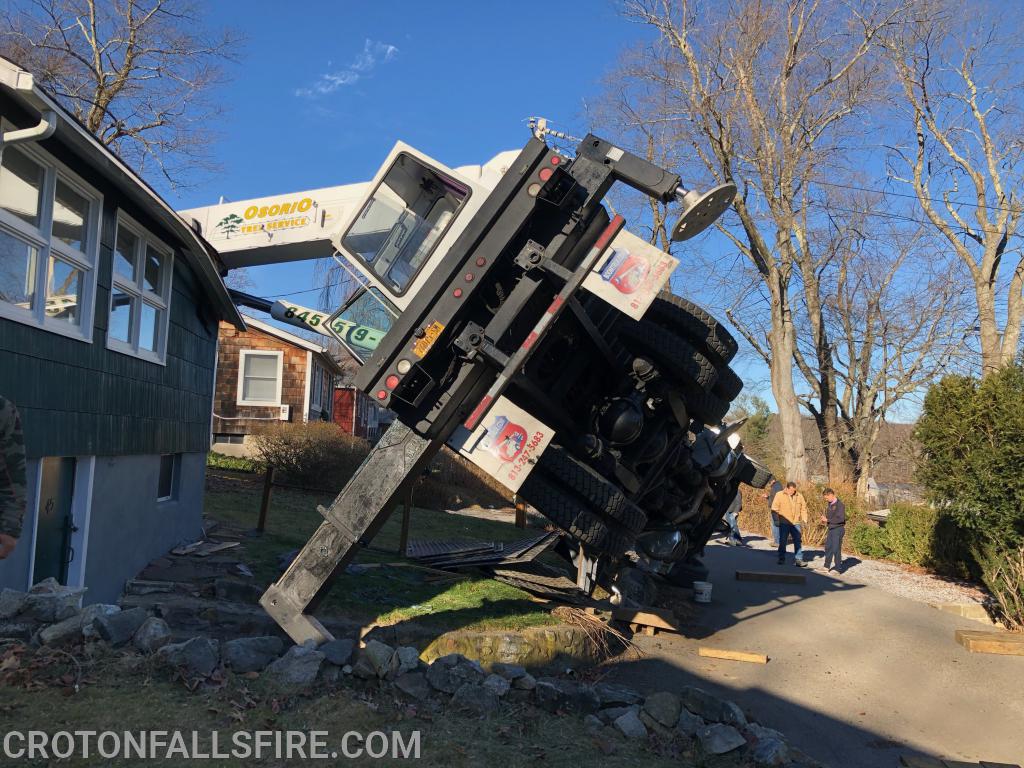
604,540,1024,767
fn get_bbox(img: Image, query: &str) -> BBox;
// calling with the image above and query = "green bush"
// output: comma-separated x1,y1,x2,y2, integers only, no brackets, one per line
849,522,890,559
250,422,370,490
884,504,938,566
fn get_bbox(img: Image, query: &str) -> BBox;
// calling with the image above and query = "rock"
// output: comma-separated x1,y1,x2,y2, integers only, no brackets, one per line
676,708,705,737
133,617,172,652
482,673,510,697
614,708,648,739
320,638,354,667
213,578,264,604
342,664,353,675
222,636,283,673
512,672,536,691
643,691,682,728
750,736,789,766
157,637,220,678
96,607,149,647
80,604,120,639
37,614,83,645
491,663,527,681
352,640,394,680
264,643,324,687
0,622,33,641
534,677,600,714
389,646,421,677
425,661,458,693
594,681,643,707
583,714,603,733
599,704,638,724
394,671,432,701
23,587,85,623
0,589,26,620
29,577,61,593
451,682,500,716
681,685,747,726
697,723,747,755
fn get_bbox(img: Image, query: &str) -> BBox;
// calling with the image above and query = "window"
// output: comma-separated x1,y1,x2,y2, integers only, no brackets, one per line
310,362,324,409
0,141,101,340
213,433,245,444
157,454,179,501
107,214,173,363
237,350,283,406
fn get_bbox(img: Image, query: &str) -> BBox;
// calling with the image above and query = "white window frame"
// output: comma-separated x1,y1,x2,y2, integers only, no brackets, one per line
107,211,174,365
236,349,283,407
0,131,103,342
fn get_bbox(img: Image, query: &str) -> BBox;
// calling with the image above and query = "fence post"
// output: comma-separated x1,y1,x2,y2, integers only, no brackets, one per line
514,495,527,529
257,465,275,534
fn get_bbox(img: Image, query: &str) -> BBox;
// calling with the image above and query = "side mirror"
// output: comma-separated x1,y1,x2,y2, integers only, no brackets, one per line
670,183,737,242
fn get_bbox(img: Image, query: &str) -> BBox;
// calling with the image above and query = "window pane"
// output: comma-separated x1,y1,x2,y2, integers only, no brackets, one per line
115,225,138,281
0,229,37,310
243,376,277,402
109,289,134,342
0,147,44,228
143,245,164,293
53,178,89,252
244,353,279,379
46,256,82,325
139,302,158,351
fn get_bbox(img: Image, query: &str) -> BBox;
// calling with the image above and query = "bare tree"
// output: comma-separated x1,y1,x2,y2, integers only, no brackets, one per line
884,2,1024,375
1,0,240,187
619,0,902,483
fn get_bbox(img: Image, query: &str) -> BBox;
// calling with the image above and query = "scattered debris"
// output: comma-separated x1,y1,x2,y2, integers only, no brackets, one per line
698,647,769,664
406,532,558,569
171,540,239,558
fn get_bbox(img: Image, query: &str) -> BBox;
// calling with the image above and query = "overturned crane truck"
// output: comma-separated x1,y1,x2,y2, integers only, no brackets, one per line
184,131,771,644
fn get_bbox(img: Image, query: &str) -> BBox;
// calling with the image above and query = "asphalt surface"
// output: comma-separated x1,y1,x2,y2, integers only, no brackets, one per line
604,538,1024,768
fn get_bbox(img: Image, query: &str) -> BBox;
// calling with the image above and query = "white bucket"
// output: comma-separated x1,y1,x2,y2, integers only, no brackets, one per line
693,580,713,603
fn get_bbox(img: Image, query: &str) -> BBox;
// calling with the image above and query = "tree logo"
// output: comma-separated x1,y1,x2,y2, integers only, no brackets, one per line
215,213,244,237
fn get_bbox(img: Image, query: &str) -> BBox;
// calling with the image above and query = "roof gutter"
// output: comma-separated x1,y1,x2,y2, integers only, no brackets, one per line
0,58,245,330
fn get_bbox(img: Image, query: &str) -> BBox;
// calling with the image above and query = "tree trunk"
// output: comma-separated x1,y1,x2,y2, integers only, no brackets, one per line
768,303,808,483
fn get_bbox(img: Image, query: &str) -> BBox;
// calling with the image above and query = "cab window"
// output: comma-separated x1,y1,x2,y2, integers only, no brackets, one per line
342,153,469,295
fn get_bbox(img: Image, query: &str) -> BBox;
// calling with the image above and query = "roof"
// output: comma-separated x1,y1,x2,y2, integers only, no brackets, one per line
240,315,344,374
0,56,244,329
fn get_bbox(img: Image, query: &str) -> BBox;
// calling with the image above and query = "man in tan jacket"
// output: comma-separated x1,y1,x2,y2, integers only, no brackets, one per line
771,481,808,567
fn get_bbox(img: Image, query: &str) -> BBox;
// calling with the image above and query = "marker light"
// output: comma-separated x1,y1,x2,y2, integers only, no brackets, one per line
376,390,387,400
397,359,412,374
385,375,400,389
539,167,554,181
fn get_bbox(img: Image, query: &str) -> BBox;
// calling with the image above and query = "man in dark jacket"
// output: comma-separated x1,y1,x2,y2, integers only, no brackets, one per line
820,488,846,573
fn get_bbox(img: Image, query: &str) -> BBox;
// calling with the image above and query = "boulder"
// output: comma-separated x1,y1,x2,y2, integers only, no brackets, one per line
29,577,61,593
512,672,536,691
389,646,421,678
23,587,85,623
750,736,789,766
594,681,643,707
0,588,26,620
133,617,172,652
697,724,746,755
534,677,600,714
583,714,603,733
643,691,682,728
681,685,747,726
264,643,324,687
451,682,500,716
80,604,120,639
394,671,432,701
223,636,284,673
158,637,220,678
599,704,638,724
320,638,354,667
0,622,33,641
96,607,149,647
425,660,458,694
614,708,648,739
676,708,705,738
352,640,394,680
491,663,528,681
37,614,84,646
482,673,510,698
213,578,264,603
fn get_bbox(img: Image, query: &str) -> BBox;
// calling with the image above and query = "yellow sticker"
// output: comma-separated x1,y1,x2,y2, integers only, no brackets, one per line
412,321,445,358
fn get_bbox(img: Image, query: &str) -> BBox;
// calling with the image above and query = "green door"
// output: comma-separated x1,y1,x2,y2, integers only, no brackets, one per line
32,457,76,585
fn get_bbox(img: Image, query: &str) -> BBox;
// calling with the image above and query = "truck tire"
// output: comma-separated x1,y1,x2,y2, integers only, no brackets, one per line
616,321,717,393
647,293,738,365
712,364,744,401
536,445,648,534
735,454,772,489
518,472,634,557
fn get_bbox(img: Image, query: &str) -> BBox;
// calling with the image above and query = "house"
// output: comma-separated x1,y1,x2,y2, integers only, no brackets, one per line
211,315,343,456
333,385,393,442
0,57,244,602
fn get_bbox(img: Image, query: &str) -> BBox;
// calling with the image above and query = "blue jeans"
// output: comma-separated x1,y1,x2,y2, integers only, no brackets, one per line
724,511,743,544
770,516,779,546
778,522,803,562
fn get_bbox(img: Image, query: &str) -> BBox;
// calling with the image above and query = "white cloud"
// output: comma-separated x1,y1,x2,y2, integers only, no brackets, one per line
296,40,399,97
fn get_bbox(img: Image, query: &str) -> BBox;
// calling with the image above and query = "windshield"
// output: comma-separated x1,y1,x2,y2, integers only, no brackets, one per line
342,153,469,295
327,286,398,364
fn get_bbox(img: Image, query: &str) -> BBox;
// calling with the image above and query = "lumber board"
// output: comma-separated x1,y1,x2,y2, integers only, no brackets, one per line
899,757,945,768
698,647,768,664
955,629,1024,656
980,761,1023,767
613,607,682,633
735,570,806,585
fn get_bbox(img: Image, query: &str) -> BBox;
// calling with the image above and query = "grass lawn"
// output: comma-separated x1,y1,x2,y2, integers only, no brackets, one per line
0,649,693,767
204,469,558,633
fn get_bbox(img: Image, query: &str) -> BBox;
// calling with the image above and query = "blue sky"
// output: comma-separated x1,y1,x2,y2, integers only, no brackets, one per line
166,1,772,403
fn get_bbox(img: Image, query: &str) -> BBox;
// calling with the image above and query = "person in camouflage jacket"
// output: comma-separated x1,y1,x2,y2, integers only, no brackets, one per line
0,395,26,559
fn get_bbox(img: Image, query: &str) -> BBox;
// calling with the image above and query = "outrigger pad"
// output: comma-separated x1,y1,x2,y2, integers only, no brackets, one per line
671,183,737,242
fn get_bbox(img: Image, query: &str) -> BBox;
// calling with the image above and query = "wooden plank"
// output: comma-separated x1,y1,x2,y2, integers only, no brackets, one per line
736,570,807,585
612,607,682,633
698,647,769,664
980,761,1023,768
955,629,1024,656
899,757,946,768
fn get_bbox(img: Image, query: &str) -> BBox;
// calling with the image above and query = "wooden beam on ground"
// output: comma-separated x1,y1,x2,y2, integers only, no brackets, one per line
955,629,1024,656
736,570,806,585
898,756,945,768
698,647,768,664
612,607,682,634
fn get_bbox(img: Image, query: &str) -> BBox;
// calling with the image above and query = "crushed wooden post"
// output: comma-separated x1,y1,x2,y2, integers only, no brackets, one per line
256,465,275,533
736,570,806,585
955,629,1024,656
698,647,768,664
513,495,527,529
612,607,682,634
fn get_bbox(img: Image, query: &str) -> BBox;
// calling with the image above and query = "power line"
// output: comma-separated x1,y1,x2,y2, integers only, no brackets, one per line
263,280,345,300
804,199,1020,238
810,177,1023,215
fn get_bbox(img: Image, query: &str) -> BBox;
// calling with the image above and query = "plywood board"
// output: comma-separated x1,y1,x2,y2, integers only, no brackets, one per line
955,629,1024,656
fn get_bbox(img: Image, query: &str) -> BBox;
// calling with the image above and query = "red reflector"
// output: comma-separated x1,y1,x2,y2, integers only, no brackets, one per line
464,272,474,282
475,257,486,267
522,331,539,351
539,167,554,181
453,288,463,298
376,390,387,400
550,155,561,165
385,375,399,389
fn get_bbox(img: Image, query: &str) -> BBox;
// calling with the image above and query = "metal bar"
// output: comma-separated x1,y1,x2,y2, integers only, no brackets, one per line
259,421,443,644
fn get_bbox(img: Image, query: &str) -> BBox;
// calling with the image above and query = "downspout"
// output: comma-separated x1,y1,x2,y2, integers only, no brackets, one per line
0,108,56,150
